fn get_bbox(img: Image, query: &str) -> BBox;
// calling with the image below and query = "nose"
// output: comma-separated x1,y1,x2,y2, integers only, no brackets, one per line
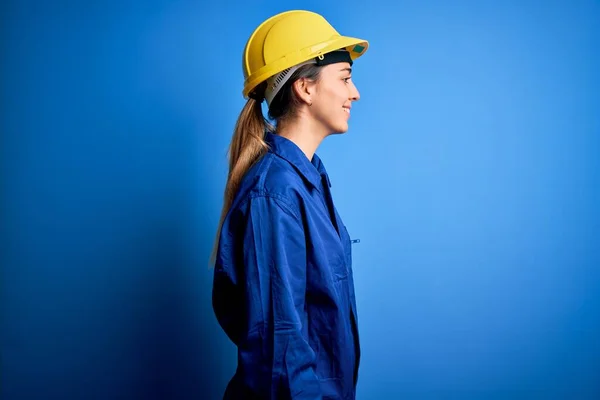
349,80,360,101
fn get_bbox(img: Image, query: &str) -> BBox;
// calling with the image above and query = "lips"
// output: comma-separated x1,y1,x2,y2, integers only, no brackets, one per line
342,106,351,114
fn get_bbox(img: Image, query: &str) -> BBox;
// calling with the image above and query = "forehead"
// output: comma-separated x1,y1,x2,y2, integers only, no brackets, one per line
320,62,352,76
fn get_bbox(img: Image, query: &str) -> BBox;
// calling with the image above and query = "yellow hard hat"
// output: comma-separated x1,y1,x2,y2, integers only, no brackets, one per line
242,10,369,99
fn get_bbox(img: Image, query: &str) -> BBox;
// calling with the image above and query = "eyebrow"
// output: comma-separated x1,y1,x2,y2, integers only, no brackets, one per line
339,67,352,73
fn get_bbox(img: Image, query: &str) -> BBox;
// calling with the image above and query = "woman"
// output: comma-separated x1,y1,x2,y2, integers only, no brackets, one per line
212,10,369,400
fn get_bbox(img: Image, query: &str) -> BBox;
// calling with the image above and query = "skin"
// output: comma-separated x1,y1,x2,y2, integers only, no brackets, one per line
277,61,360,161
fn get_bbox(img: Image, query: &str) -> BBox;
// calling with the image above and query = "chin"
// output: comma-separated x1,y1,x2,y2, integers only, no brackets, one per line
332,123,349,134
328,130,347,136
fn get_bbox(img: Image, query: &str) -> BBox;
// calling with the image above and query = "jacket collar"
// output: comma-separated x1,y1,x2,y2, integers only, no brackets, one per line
265,131,331,191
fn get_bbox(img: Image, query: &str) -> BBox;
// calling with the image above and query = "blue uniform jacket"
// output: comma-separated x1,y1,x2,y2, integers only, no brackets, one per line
212,132,361,399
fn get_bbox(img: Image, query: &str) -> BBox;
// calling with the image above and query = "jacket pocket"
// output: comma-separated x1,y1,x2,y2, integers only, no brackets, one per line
330,254,348,281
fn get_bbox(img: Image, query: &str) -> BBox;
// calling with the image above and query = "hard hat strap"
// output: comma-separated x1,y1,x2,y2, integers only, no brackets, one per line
315,50,353,67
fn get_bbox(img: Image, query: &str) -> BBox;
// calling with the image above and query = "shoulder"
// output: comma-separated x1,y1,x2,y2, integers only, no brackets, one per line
234,152,308,215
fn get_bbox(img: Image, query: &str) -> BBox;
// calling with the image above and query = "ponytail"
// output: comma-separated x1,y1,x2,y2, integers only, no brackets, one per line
210,96,271,265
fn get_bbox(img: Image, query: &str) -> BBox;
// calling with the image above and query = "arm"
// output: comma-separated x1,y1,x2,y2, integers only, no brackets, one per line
240,195,321,399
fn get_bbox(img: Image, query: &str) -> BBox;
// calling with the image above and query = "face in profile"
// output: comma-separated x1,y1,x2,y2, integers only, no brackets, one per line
309,62,361,134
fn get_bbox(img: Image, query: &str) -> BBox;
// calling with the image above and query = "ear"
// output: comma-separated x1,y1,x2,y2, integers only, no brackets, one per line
292,77,314,106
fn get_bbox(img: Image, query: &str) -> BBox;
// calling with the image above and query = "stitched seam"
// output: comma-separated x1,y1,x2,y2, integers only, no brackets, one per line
239,192,302,223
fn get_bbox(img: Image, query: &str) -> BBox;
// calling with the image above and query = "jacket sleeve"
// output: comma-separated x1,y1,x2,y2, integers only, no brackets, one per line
239,195,322,399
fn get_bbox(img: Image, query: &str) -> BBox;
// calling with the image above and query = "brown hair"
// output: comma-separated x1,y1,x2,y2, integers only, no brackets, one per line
210,63,323,265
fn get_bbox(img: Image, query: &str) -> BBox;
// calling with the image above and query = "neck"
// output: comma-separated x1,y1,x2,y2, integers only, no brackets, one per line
277,115,328,161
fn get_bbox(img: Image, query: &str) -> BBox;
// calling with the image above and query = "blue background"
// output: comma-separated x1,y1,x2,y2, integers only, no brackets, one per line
2,0,599,399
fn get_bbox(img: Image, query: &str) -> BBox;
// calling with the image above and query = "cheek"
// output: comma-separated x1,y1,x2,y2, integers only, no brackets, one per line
313,83,346,121
321,85,345,107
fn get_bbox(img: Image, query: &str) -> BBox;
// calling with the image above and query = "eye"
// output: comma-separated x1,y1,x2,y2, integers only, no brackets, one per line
343,77,352,84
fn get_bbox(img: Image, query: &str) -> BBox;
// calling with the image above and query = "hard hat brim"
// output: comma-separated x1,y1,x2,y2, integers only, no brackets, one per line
243,35,369,99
